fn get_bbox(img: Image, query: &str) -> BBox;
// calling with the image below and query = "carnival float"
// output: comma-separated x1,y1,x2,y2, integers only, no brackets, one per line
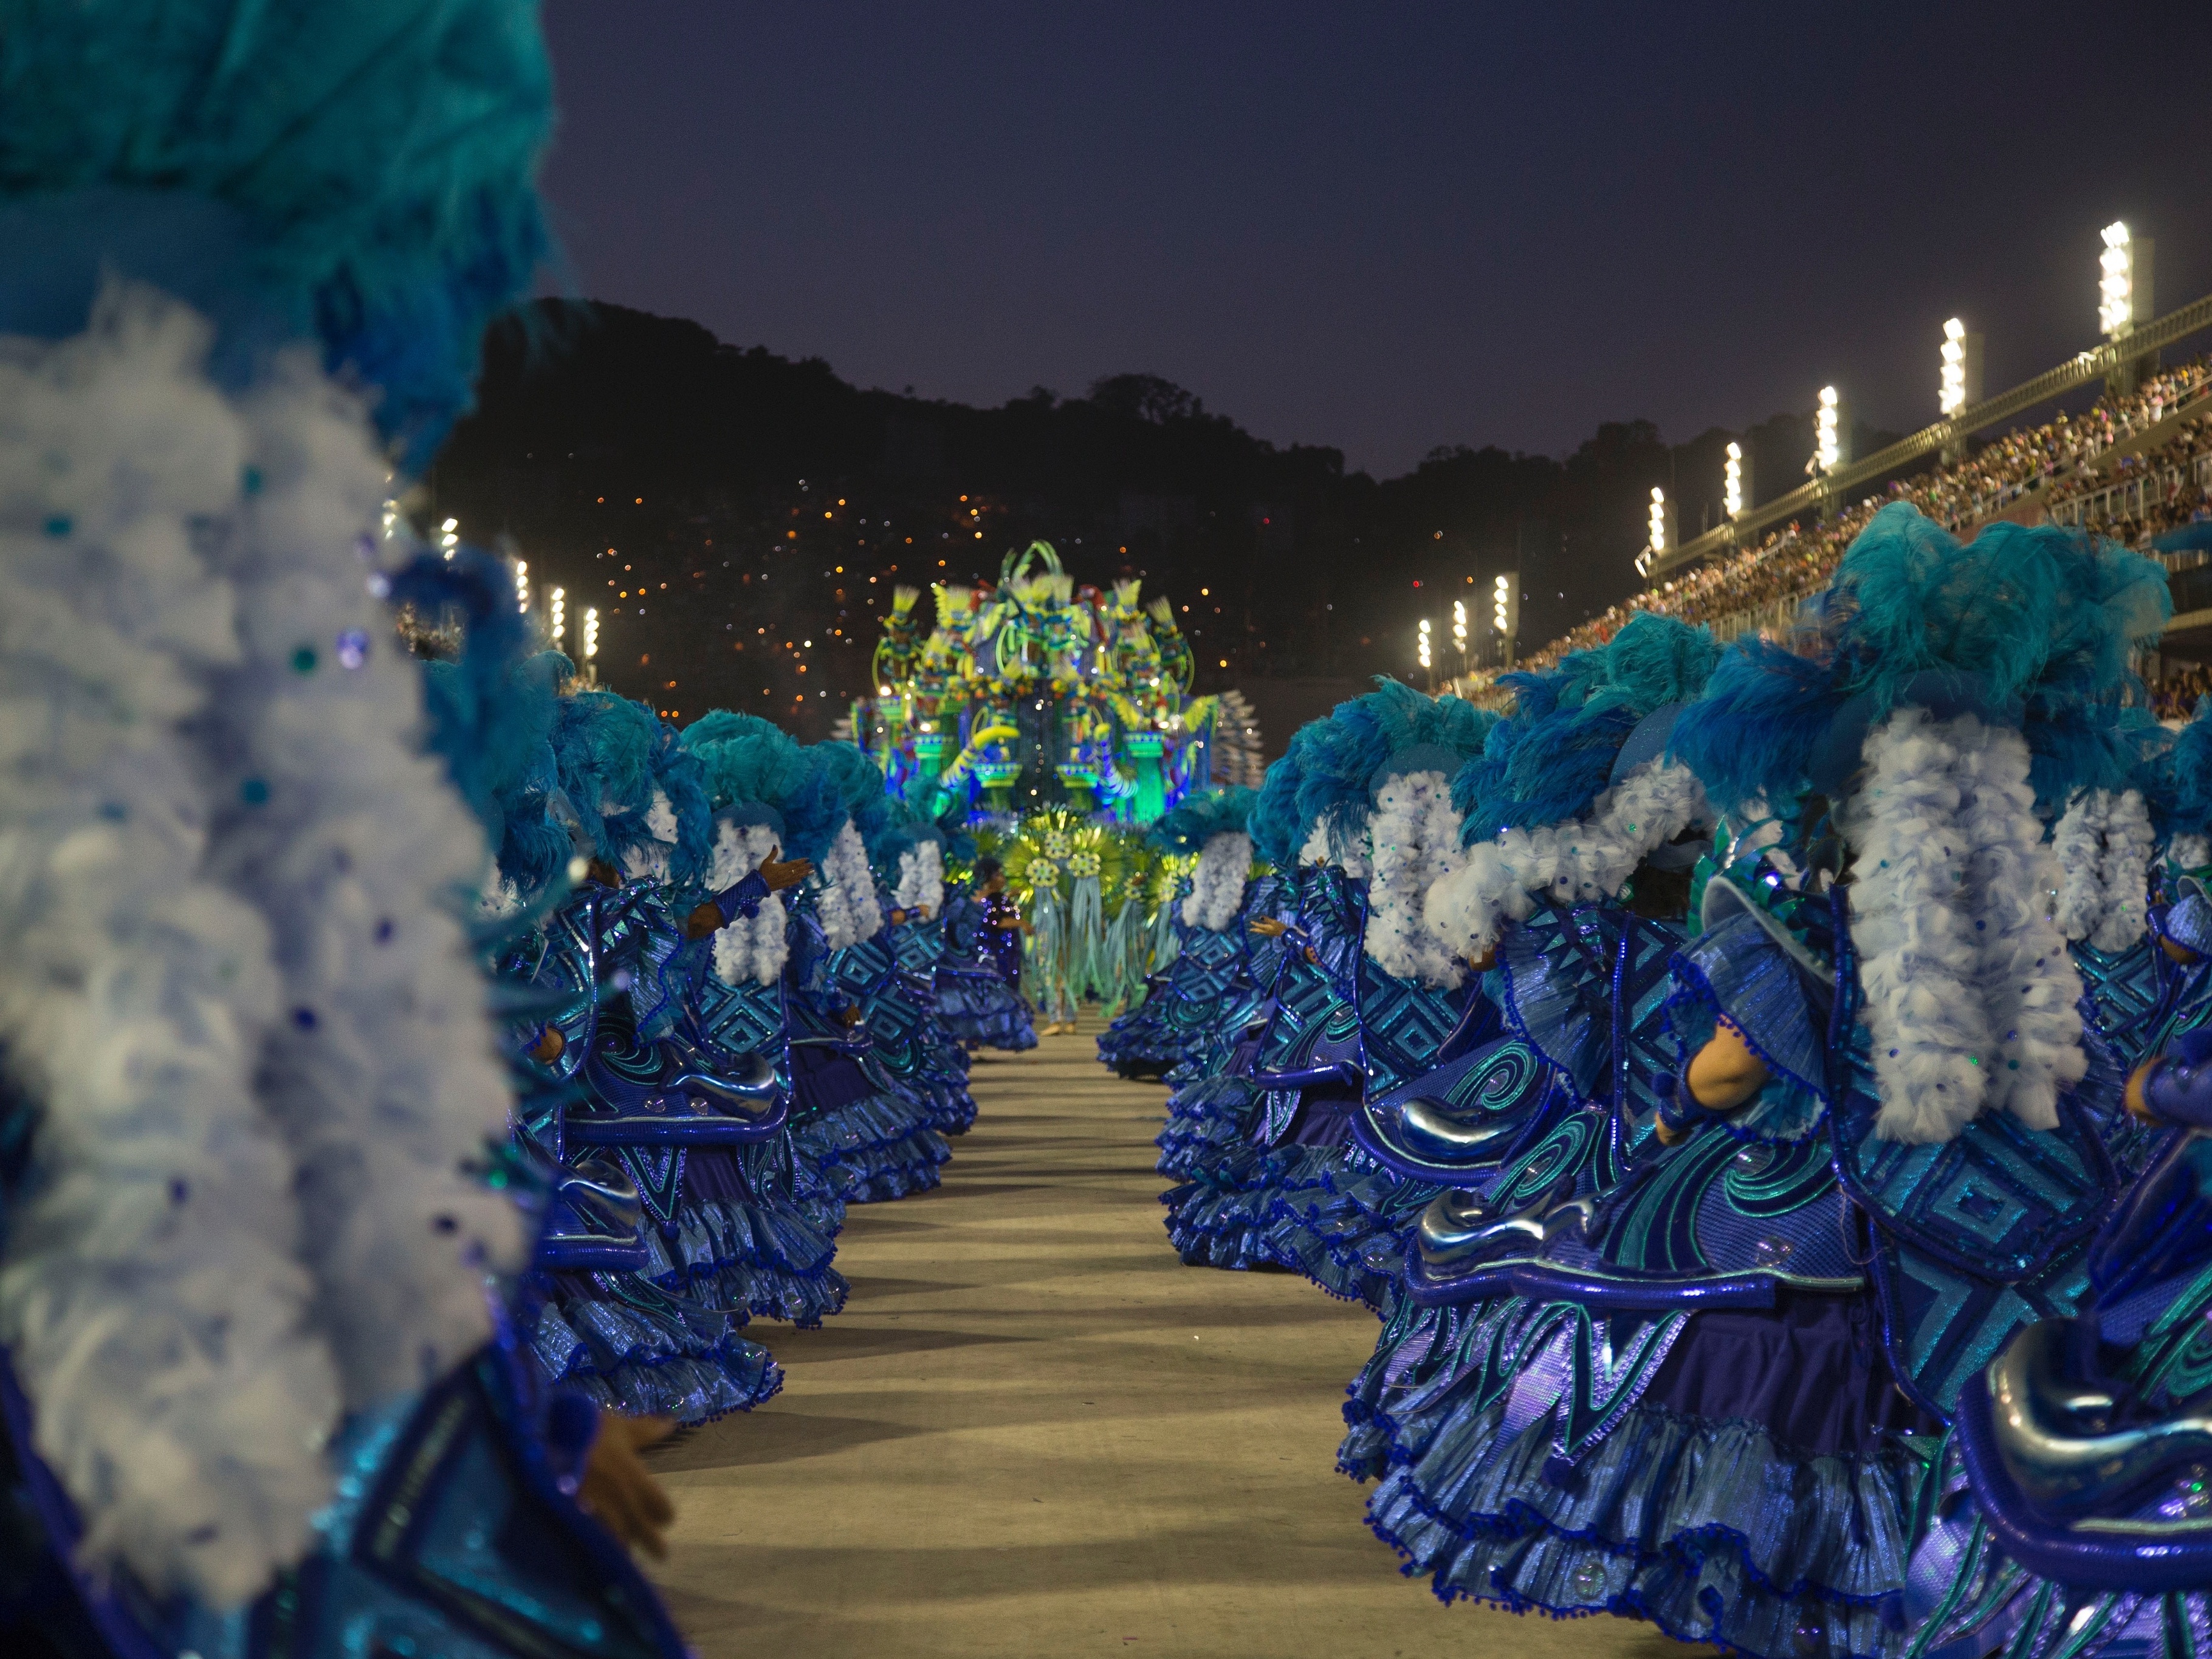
837,541,1264,1014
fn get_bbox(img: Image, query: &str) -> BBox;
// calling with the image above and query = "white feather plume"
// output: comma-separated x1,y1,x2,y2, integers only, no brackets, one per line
1841,709,2082,1144
1423,758,1709,960
815,820,883,949
1181,831,1251,931
1363,772,1468,987
710,821,788,985
205,344,527,1421
895,840,943,917
2052,789,2154,953
617,787,677,883
0,290,343,1606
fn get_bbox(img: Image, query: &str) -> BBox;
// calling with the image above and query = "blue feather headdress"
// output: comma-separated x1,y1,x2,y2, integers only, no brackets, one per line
679,712,843,866
549,691,670,871
867,797,946,874
2163,700,2212,847
388,547,571,896
1149,787,1259,854
812,741,894,853
1249,679,1496,867
1457,612,1719,844
1672,505,2171,819
0,0,555,468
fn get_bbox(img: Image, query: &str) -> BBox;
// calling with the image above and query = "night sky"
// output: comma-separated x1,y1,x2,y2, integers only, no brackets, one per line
542,2,2212,478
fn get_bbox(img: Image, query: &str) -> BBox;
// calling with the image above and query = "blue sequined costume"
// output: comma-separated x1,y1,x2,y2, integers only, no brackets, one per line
1099,915,1254,1079
786,893,952,1203
831,899,978,1136
937,887,1037,1049
1901,1039,2212,1659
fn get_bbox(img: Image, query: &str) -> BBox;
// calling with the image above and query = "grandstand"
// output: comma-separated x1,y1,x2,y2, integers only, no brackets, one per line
1455,289,2212,709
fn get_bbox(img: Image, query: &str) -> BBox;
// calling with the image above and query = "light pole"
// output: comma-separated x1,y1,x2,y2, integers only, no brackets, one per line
1813,385,1841,475
2101,220,2156,396
1939,318,1984,461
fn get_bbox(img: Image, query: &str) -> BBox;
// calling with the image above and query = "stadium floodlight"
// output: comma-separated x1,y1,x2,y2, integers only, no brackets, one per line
1648,487,1668,557
582,606,599,659
514,558,530,614
1452,599,1467,654
439,516,459,560
2100,222,2133,336
1417,617,1432,672
1814,386,1841,473
1723,442,1744,517
1492,574,1510,634
549,586,565,644
1940,318,1967,415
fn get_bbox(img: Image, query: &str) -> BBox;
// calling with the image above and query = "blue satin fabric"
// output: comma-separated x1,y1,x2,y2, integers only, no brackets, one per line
1672,910,1829,1097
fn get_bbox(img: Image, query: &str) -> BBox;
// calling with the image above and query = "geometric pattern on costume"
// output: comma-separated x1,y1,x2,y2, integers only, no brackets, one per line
1495,900,1685,1193
1829,964,2115,1420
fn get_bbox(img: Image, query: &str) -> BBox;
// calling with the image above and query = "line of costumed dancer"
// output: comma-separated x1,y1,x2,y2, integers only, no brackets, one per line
1104,505,2212,1657
0,4,1032,1655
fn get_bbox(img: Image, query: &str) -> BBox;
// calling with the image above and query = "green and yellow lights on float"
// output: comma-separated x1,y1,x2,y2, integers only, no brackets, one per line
853,540,1222,827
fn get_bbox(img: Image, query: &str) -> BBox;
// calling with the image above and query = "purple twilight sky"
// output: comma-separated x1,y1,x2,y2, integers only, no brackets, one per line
540,1,2212,476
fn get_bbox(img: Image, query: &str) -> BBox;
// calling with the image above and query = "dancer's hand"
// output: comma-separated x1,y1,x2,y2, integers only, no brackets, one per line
579,1413,676,1558
889,907,908,926
1249,917,1288,938
760,856,812,891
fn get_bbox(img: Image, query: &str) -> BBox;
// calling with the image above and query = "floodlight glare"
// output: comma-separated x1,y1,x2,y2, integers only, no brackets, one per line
1452,599,1467,649
514,558,530,614
1723,442,1744,517
1940,318,1968,415
1815,386,1841,473
1417,617,1431,670
1492,573,1509,633
2100,222,2133,336
549,586,565,644
582,606,599,659
1647,486,1668,557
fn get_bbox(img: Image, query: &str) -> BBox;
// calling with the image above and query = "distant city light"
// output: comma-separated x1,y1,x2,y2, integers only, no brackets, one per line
1815,386,1841,473
1939,318,1968,415
2100,221,2133,336
1723,442,1744,517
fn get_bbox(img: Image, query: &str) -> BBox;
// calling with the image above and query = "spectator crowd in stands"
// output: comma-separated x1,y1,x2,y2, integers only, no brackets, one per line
1467,357,2212,707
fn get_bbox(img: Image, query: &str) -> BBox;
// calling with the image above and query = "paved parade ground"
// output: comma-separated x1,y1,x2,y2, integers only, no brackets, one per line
645,1017,1697,1659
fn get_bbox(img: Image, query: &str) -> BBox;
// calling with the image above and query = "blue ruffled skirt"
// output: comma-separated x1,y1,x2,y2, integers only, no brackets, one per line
1347,1290,1940,1658
937,969,1037,1050
523,1268,783,1424
661,1139,851,1327
789,1045,952,1203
